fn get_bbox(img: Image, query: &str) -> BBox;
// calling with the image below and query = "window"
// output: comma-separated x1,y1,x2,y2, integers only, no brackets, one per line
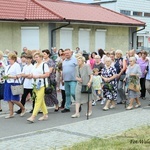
137,36,144,48
78,29,91,52
120,10,131,15
144,12,150,17
133,11,142,16
60,28,73,50
95,29,106,51
21,27,39,50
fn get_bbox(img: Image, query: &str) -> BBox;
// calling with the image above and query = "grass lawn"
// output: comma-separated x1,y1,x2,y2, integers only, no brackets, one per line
63,126,150,150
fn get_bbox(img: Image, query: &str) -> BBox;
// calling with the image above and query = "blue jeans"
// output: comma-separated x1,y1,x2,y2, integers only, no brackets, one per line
64,81,77,109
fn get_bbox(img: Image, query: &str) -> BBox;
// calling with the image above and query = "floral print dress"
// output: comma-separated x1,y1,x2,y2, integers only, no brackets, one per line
44,59,59,107
101,66,117,101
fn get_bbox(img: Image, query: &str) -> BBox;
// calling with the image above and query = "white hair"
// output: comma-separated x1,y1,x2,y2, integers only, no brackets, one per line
129,56,136,62
115,49,123,56
104,56,112,63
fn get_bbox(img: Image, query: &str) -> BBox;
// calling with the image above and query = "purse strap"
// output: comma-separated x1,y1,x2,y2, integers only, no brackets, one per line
42,63,46,88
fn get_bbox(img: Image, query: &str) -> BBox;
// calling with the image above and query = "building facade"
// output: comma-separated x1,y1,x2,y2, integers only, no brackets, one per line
100,0,150,51
0,0,145,54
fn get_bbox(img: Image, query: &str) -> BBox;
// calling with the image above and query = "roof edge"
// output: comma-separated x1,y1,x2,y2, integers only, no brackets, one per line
100,6,145,25
0,19,145,27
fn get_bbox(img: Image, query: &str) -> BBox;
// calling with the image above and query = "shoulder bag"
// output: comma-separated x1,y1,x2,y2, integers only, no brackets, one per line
11,78,24,95
43,63,53,94
78,67,92,94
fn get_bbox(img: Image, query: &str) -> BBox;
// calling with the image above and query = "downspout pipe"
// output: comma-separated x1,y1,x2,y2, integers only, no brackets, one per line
132,26,145,48
51,21,70,53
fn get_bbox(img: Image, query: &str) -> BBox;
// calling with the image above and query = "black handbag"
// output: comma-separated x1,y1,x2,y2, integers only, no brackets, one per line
44,86,53,94
43,63,53,94
81,85,92,94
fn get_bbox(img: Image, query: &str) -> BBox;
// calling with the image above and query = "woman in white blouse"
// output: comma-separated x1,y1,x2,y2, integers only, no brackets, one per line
4,53,25,119
27,52,50,123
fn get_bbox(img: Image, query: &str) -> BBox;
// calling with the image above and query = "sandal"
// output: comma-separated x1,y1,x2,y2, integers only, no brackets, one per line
126,106,133,110
38,115,48,121
5,115,14,119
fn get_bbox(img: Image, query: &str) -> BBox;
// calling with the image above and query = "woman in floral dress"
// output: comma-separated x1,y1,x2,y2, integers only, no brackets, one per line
42,49,59,111
101,57,117,110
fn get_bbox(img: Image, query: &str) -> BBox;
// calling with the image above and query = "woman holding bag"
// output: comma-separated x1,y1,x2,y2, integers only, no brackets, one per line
42,49,59,111
4,53,25,119
125,57,142,110
71,56,93,118
27,52,50,123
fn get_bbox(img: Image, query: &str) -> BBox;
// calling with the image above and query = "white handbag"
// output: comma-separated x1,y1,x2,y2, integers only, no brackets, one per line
11,79,24,95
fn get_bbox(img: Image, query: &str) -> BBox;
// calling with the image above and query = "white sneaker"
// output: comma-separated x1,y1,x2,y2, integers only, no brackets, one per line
92,101,96,106
101,99,106,105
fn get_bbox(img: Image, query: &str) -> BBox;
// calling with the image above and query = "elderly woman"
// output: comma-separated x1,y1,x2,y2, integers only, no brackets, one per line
137,51,148,99
125,57,142,110
71,56,93,118
4,53,25,118
114,49,127,104
101,57,117,110
27,52,50,123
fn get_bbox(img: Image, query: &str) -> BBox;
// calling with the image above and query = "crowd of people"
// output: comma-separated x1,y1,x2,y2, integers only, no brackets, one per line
0,47,150,123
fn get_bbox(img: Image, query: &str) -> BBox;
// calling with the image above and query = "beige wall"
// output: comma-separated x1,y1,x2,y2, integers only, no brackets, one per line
0,22,49,55
0,22,129,56
55,23,129,53
105,26,129,52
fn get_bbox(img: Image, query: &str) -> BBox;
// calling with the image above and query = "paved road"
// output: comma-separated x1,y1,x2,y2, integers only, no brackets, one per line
0,93,150,150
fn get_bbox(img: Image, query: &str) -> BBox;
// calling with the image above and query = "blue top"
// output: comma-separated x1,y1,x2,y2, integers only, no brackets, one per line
114,57,124,74
62,56,77,81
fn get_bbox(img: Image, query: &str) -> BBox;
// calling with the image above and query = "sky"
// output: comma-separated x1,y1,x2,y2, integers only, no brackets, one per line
64,0,97,3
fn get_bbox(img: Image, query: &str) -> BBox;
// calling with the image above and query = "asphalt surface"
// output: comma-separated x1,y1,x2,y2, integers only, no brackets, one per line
0,92,150,150
0,92,149,139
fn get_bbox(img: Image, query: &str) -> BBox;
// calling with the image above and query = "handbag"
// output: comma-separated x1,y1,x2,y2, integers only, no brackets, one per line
128,82,140,92
43,63,53,94
11,79,24,95
78,67,92,94
44,85,53,94
81,85,92,94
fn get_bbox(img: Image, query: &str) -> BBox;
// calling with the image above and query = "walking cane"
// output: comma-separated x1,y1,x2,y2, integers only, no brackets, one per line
123,80,127,108
87,88,90,120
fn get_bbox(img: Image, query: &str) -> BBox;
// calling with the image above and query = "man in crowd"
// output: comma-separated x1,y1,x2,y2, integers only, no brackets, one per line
61,48,77,113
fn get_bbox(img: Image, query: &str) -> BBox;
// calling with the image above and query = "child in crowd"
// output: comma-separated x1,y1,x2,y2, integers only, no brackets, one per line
57,62,66,109
92,68,103,106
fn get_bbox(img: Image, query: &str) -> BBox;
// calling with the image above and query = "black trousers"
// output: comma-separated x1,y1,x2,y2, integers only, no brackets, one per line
21,88,34,109
61,90,66,108
140,77,146,97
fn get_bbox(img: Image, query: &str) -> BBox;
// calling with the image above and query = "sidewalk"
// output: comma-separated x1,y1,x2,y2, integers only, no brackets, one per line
0,106,150,150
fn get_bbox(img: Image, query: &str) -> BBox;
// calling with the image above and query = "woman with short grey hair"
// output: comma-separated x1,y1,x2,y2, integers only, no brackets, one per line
101,57,118,110
125,57,142,110
72,56,93,118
